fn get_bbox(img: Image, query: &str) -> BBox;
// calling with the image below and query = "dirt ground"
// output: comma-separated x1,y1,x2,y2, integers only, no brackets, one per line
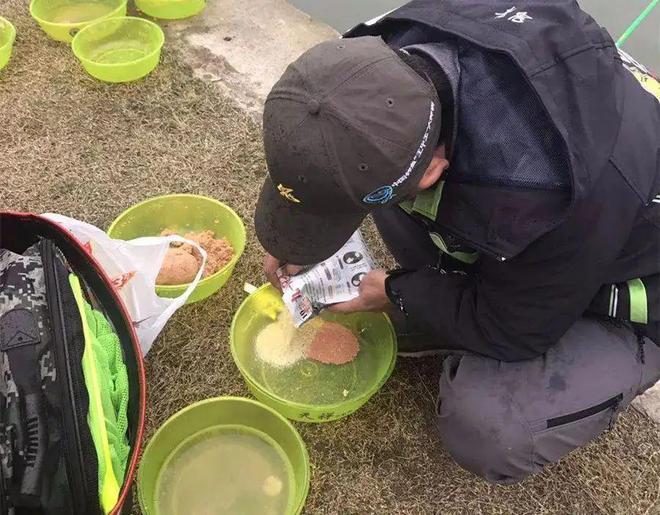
2,2,660,513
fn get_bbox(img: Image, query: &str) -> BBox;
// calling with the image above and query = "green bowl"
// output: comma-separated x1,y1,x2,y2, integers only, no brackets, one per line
138,397,310,515
30,0,127,43
0,17,16,71
231,284,397,423
136,0,206,20
71,16,164,83
107,194,246,304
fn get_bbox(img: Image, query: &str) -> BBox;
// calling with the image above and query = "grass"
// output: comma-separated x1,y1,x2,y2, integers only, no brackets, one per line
2,1,660,513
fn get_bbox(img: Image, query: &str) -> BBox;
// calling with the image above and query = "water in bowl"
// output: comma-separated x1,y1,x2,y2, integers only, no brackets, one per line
92,46,147,64
246,310,386,406
49,3,113,23
155,425,294,515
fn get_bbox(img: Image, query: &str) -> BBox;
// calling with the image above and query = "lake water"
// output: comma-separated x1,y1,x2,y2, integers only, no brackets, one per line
290,0,660,70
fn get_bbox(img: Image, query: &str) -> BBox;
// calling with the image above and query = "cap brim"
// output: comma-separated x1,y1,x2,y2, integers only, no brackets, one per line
255,178,366,265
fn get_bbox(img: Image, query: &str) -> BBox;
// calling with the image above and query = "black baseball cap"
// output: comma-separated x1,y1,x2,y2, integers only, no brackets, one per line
255,36,441,265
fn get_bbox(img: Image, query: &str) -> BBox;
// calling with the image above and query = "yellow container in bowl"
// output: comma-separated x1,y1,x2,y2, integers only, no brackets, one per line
107,194,246,304
30,0,127,43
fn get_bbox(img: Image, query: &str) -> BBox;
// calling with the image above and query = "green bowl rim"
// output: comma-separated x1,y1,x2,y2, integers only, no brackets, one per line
71,16,165,68
107,193,246,291
230,284,398,413
29,0,127,29
137,396,311,515
243,371,376,424
0,17,16,52
137,0,204,6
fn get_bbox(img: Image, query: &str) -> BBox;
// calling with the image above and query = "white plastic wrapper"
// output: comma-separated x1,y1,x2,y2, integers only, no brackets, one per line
42,214,206,356
278,231,375,327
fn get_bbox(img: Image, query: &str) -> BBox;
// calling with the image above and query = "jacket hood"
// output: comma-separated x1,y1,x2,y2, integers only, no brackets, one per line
346,0,622,258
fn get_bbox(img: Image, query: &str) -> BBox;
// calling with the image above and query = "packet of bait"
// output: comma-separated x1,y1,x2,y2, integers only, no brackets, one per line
278,230,376,327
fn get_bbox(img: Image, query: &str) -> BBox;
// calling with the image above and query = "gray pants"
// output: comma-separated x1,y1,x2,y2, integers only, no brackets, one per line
438,319,660,483
374,207,660,484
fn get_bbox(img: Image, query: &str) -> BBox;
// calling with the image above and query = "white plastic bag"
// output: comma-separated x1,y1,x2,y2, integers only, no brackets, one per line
43,214,206,356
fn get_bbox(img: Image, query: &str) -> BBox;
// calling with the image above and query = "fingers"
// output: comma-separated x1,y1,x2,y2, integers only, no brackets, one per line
285,264,303,276
263,254,283,290
327,298,364,314
263,254,304,291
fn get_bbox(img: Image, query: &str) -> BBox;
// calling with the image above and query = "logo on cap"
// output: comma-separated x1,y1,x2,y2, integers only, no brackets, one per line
363,186,395,205
277,183,301,203
362,100,436,206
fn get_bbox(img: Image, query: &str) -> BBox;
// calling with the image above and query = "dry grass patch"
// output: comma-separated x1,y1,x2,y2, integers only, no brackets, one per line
2,2,659,513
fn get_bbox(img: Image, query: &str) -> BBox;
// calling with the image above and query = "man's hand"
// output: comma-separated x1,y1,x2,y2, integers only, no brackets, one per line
328,269,391,314
264,253,303,290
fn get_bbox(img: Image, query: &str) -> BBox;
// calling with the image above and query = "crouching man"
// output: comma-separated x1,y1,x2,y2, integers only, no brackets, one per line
254,0,660,483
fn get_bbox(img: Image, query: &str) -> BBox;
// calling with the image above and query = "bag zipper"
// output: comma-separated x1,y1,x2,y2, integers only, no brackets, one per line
0,464,6,515
546,394,623,429
41,241,92,515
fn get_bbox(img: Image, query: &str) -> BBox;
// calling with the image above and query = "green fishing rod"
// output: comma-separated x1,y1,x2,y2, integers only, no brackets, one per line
616,0,659,47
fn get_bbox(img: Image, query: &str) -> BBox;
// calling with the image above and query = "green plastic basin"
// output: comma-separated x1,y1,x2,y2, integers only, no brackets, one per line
71,16,164,83
0,17,16,71
138,397,310,515
231,284,397,423
136,0,206,20
30,0,127,43
107,194,245,304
